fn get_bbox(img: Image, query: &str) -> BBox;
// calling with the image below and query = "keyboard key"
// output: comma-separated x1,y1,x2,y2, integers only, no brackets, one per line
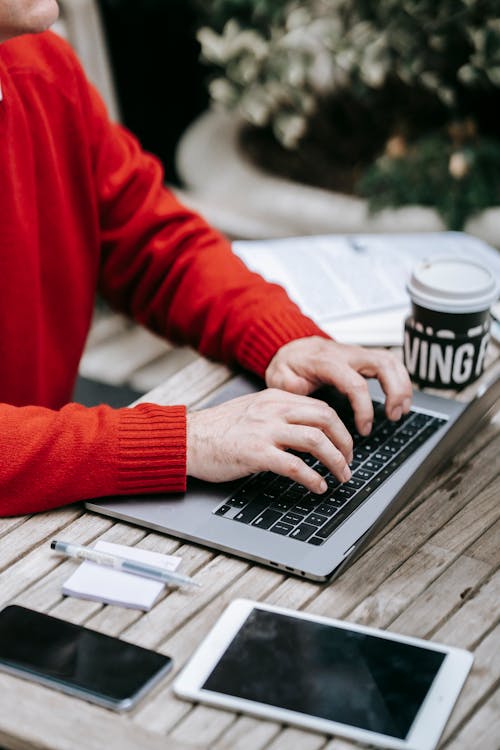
345,477,365,490
234,501,268,524
399,425,419,438
316,494,367,539
381,443,399,455
302,454,318,467
306,513,329,526
260,490,281,502
373,451,392,464
364,459,383,472
353,448,371,461
279,511,303,525
413,422,440,445
411,412,433,427
325,475,340,489
214,504,231,516
315,463,331,477
270,521,293,535
307,536,325,546
354,468,374,481
284,487,307,500
228,483,258,506
375,423,398,439
273,477,294,492
270,497,296,513
334,485,357,500
315,502,338,516
390,435,408,446
252,509,283,529
360,436,383,451
293,502,316,515
226,497,247,508
290,523,317,541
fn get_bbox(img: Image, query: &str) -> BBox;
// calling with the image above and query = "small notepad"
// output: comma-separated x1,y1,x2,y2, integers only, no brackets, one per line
62,541,182,611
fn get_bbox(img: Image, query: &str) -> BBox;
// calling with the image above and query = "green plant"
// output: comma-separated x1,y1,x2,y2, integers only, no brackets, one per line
196,0,500,227
358,129,500,230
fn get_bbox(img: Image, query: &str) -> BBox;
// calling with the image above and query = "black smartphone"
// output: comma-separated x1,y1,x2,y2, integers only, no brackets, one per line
0,605,173,711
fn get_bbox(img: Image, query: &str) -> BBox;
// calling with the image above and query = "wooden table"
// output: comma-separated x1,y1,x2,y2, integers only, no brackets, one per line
0,337,499,750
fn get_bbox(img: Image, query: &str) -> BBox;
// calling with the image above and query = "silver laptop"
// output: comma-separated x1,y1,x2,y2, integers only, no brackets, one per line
86,373,499,581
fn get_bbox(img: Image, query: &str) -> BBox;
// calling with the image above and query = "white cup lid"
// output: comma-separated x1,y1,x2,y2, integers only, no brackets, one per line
407,257,499,313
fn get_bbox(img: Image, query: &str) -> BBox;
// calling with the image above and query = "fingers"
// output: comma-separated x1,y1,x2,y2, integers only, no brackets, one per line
313,348,412,433
266,445,347,496
372,353,413,420
349,348,413,421
278,424,352,486
321,365,374,436
285,403,353,462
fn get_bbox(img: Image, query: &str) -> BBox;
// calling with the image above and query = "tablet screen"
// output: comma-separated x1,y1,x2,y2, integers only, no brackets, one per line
202,609,445,739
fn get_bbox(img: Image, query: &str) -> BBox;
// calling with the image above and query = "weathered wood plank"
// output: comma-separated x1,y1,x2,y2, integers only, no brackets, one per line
388,555,490,638
12,523,147,615
362,410,499,555
432,569,500,650
0,506,82,571
0,515,29,540
348,472,500,629
212,716,281,750
306,434,499,622
123,553,246,650
0,513,113,608
169,705,237,747
130,347,199,393
322,739,360,750
466,517,500,568
80,326,171,385
445,689,500,750
348,542,453,629
83,311,130,349
264,727,327,750
441,625,500,744
132,564,282,734
0,674,192,750
133,357,232,408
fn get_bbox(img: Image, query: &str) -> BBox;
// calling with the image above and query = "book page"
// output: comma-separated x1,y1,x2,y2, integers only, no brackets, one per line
233,232,500,325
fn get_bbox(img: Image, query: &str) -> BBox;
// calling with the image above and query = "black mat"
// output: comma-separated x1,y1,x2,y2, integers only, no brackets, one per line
73,376,143,408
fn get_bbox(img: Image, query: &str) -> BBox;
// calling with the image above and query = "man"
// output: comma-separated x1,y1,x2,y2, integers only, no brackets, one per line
0,1,412,516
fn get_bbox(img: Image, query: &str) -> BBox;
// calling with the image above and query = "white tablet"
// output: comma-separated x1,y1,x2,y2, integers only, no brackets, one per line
174,599,472,750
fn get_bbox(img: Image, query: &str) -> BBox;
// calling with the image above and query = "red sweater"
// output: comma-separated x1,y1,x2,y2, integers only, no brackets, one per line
0,32,325,517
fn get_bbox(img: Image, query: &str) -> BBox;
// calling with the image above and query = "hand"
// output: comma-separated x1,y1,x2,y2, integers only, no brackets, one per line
265,336,413,436
186,388,354,494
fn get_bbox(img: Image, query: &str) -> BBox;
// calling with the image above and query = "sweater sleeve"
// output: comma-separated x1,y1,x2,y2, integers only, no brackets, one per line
79,74,328,378
0,402,186,517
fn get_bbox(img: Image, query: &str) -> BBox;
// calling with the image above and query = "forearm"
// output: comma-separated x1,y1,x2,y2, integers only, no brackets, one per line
90,99,326,374
0,402,186,516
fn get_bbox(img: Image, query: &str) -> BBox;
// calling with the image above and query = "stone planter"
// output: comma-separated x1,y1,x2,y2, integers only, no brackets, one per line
174,109,500,248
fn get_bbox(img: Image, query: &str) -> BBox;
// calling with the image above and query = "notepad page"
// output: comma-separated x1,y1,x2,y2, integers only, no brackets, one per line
62,540,182,610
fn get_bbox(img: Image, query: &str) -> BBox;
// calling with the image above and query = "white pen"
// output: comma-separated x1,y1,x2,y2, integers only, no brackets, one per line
51,540,201,588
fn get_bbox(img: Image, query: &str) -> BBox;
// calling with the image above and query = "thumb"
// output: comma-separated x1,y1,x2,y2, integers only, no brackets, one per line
267,366,313,395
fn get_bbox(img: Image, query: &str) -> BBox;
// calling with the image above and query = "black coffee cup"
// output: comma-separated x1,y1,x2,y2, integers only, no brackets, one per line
404,257,498,389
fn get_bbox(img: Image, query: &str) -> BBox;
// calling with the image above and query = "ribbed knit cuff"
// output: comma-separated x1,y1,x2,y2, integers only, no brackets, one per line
236,308,332,378
116,403,186,494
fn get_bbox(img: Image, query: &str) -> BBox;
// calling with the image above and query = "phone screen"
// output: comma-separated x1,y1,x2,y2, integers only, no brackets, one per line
0,606,172,707
202,608,446,739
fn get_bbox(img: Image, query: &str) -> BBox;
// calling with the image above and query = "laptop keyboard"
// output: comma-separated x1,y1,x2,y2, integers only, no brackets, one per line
213,395,446,546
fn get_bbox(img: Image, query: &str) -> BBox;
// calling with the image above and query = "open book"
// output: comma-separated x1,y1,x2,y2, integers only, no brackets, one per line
232,232,500,346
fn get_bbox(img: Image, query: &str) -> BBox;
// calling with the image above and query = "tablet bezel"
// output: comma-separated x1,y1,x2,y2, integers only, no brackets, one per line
174,599,473,750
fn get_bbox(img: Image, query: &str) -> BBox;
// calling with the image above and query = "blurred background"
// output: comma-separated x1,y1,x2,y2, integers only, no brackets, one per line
56,0,499,404
58,0,500,237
